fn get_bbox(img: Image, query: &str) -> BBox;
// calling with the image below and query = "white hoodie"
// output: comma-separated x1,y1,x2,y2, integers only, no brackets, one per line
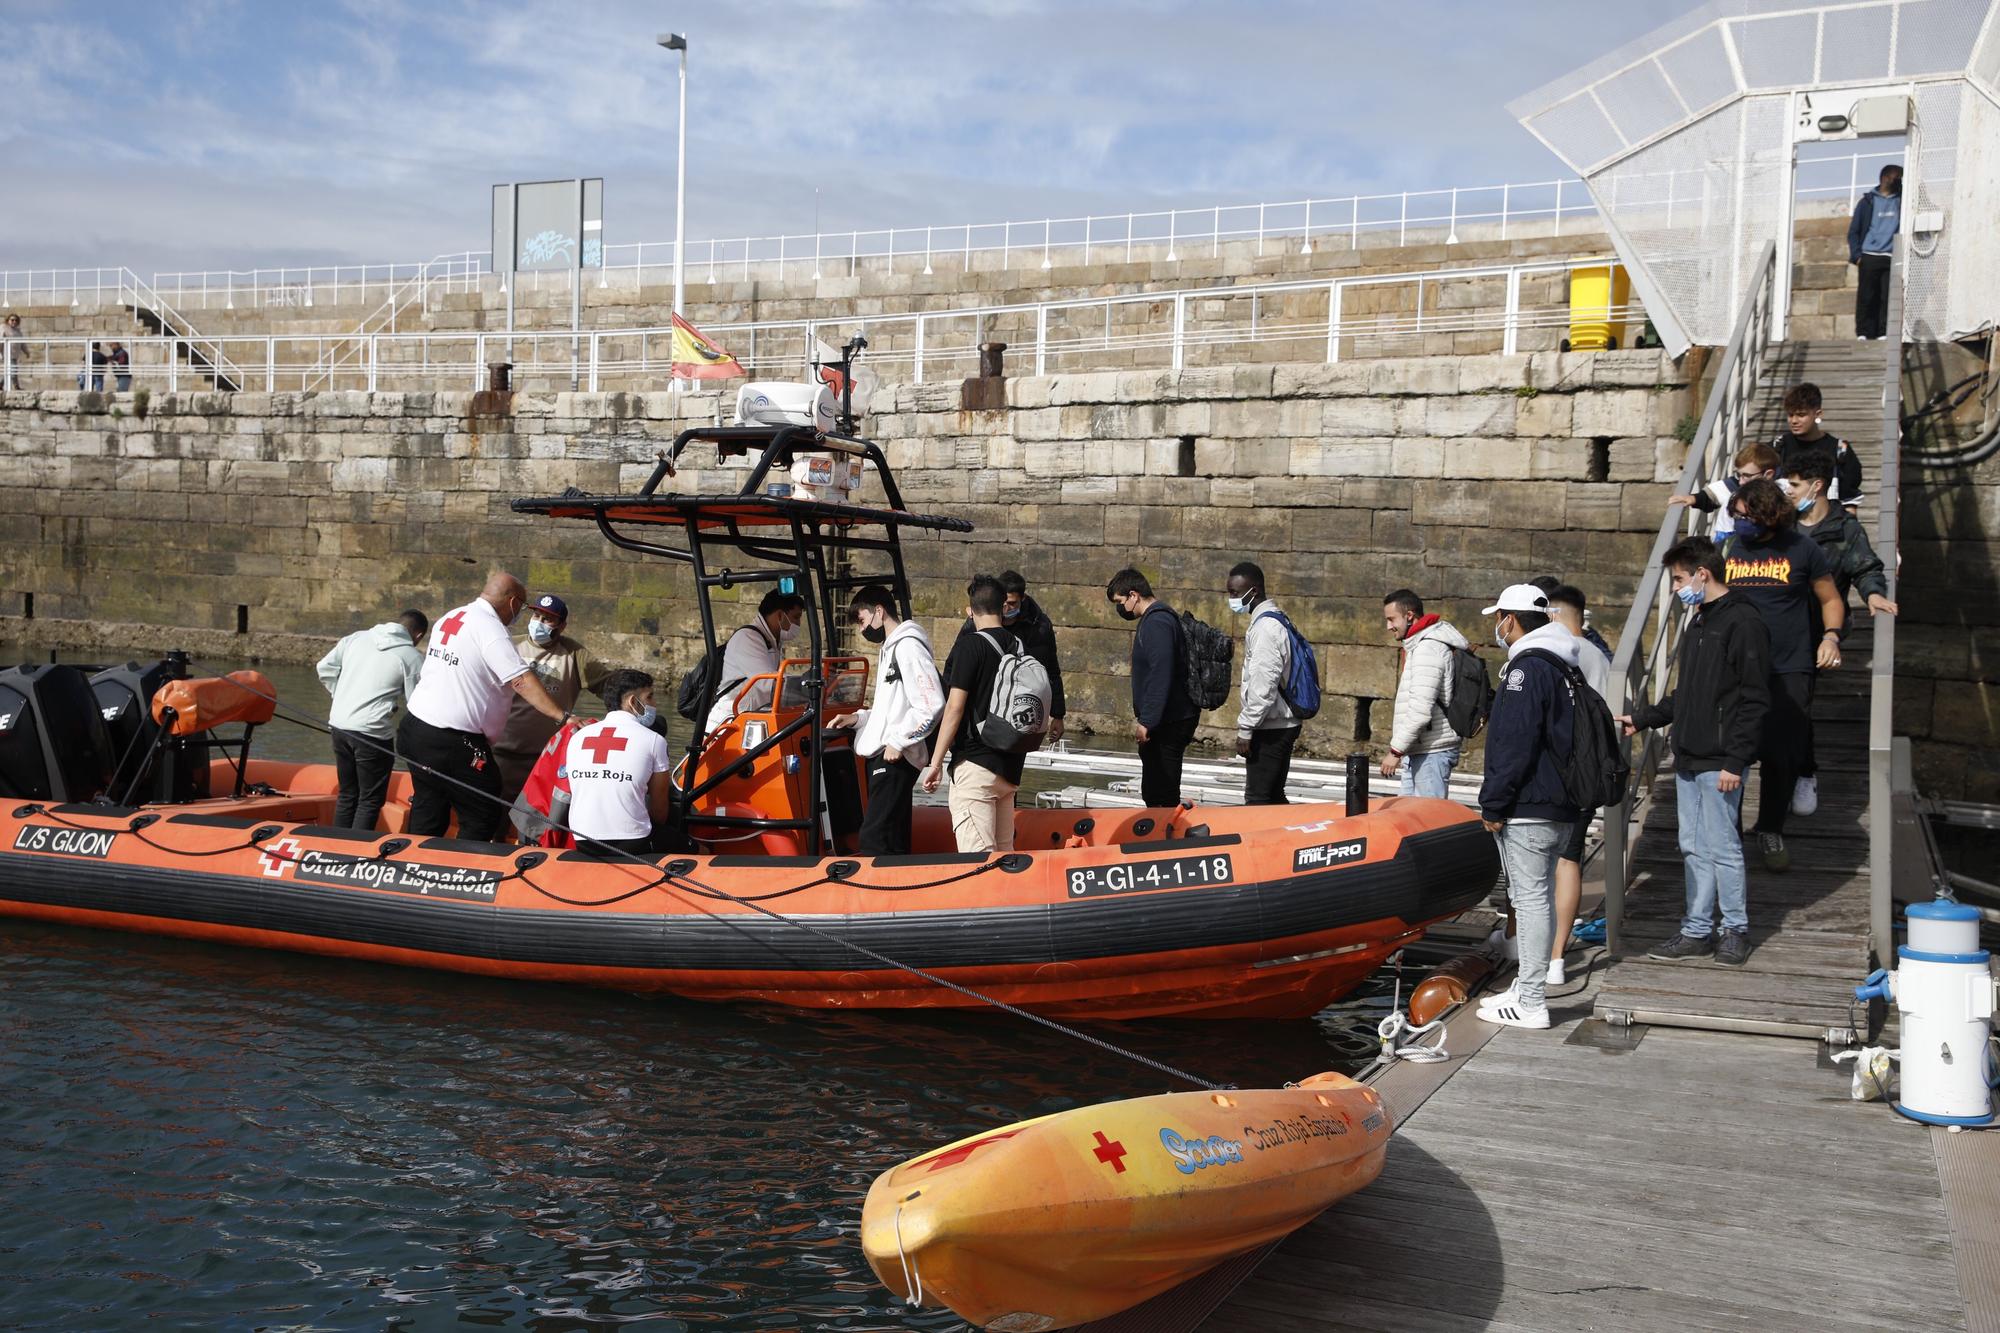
852,619,945,768
1507,620,1586,671
317,622,424,738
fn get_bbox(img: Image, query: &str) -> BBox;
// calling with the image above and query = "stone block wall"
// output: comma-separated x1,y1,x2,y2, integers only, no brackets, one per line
0,349,1694,767
1898,451,2000,800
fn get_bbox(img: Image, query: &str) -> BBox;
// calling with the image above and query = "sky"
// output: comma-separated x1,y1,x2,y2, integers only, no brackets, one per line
0,0,1676,277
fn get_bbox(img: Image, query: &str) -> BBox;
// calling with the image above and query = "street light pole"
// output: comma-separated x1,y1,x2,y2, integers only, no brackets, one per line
658,32,689,330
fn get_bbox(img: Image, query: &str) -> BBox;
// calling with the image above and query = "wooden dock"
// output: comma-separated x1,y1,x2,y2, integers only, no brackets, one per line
1196,957,1974,1332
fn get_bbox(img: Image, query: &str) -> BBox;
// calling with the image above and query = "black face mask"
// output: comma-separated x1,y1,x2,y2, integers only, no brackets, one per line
1115,604,1138,622
1885,177,1902,197
861,624,887,644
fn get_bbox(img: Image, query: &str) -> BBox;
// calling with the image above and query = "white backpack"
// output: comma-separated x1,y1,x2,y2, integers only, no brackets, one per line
973,631,1052,753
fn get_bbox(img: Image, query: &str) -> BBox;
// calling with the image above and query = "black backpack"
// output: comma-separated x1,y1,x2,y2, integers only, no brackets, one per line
1519,648,1630,810
675,648,746,724
1177,609,1234,712
1443,645,1495,739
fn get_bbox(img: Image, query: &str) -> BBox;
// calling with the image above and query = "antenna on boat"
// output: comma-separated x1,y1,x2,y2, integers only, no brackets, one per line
813,334,871,435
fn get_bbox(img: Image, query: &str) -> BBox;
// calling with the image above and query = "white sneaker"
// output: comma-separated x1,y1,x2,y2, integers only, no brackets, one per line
1485,926,1518,960
1547,958,1567,986
1791,775,1819,817
1478,982,1520,1011
1478,1001,1551,1029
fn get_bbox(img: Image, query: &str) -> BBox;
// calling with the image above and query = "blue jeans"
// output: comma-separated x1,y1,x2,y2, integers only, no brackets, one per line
1676,769,1747,937
1493,818,1564,1009
1399,747,1460,799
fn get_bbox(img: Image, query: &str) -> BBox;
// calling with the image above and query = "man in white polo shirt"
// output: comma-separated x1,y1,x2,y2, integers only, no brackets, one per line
563,668,672,855
399,571,571,840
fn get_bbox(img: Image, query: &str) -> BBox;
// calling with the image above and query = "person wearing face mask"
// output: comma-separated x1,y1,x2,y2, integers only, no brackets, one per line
1773,382,1864,515
1380,589,1469,799
705,589,808,734
1105,567,1200,809
1226,561,1303,805
400,571,574,840
949,571,1066,745
493,593,610,803
1617,538,1771,966
1721,479,1844,871
834,586,946,854
1472,584,1584,1031
1848,164,1902,340
1667,442,1780,541
562,669,673,856
1788,450,1899,817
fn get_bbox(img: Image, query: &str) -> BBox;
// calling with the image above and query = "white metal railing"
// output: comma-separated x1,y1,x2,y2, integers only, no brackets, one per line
0,150,1896,317
1866,242,1903,958
1601,239,1778,954
0,256,1634,395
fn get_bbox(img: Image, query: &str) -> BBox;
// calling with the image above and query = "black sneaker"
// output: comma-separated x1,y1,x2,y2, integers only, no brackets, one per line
1647,933,1715,961
1715,930,1751,966
1758,832,1790,872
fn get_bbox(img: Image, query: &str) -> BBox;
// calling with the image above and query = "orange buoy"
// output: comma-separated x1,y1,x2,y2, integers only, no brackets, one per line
860,1071,1391,1330
149,671,277,734
1407,950,1497,1027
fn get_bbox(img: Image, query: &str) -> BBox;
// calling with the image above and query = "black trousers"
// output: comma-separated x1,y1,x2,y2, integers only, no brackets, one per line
331,728,396,831
1753,671,1816,835
1138,715,1199,809
397,713,506,841
1855,253,1892,339
858,753,921,855
1243,727,1300,806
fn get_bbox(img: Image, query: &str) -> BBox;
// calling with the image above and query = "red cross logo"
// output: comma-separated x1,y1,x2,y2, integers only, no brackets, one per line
434,611,466,645
1092,1130,1128,1174
915,1130,1022,1173
579,727,629,765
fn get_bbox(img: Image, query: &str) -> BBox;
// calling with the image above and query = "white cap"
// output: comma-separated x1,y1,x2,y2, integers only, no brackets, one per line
1481,584,1552,616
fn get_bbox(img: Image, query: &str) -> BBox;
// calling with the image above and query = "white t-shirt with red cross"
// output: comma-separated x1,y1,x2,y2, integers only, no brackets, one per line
406,598,531,739
562,710,672,840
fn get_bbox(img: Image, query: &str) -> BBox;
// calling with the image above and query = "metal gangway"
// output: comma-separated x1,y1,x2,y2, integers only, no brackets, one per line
1595,240,1906,1043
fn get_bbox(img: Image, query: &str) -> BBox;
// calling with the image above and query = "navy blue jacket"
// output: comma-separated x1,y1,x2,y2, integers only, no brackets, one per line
1132,602,1197,729
1477,631,1583,825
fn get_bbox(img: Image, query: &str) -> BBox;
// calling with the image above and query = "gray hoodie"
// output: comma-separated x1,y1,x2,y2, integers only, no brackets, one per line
318,622,424,738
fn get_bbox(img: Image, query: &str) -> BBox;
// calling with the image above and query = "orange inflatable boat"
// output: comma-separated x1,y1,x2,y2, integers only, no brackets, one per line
861,1071,1391,1329
0,415,1497,1019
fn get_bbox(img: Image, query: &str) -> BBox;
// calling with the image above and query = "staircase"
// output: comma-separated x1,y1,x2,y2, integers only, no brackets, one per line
117,270,245,392
1596,233,1905,1044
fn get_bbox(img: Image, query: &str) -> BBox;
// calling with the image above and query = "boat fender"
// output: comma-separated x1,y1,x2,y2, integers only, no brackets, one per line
1409,952,1498,1027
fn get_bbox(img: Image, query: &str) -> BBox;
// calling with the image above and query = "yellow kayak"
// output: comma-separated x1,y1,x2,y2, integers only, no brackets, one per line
860,1071,1391,1331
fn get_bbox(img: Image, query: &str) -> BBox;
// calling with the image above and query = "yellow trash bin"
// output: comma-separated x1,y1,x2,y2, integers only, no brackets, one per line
1564,265,1631,351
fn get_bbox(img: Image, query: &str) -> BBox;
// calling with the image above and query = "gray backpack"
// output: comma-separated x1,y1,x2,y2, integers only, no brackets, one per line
974,631,1052,753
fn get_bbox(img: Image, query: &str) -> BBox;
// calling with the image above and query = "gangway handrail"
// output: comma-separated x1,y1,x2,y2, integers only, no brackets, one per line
1867,241,1903,956
1600,240,1778,953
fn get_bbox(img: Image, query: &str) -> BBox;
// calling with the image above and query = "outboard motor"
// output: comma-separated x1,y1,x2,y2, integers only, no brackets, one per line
91,653,207,804
0,664,117,803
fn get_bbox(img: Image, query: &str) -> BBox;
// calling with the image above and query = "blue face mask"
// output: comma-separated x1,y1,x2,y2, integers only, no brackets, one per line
1734,519,1770,542
1227,594,1251,615
1002,605,1021,621
1795,495,1815,513
635,704,659,728
1675,583,1705,608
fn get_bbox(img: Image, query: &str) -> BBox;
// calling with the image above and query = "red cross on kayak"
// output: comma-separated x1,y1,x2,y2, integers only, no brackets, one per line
1092,1130,1128,1173
434,611,466,645
579,728,629,765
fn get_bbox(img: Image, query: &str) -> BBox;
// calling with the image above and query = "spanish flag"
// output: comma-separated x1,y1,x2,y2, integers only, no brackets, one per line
670,313,745,380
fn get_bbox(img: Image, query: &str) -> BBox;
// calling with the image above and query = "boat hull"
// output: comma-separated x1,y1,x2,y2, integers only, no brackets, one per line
0,766,1497,1019
860,1072,1392,1330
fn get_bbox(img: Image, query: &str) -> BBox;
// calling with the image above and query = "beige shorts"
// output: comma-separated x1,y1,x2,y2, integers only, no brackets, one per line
946,762,1018,853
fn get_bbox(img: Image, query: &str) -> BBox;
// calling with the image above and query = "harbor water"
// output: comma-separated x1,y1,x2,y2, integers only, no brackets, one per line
0,649,1393,1330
